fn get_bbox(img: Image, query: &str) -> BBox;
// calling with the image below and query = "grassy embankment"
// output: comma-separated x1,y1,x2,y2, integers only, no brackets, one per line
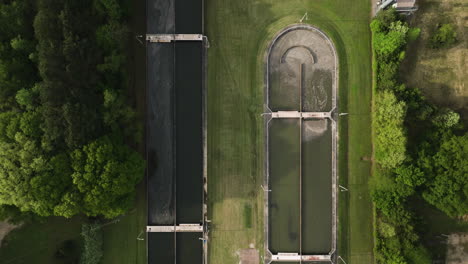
0,1,147,263
205,0,373,263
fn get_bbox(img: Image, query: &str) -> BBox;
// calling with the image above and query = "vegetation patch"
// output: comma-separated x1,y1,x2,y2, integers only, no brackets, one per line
371,8,467,263
80,222,103,264
399,0,467,121
0,0,144,220
430,23,457,49
243,204,252,229
0,0,146,263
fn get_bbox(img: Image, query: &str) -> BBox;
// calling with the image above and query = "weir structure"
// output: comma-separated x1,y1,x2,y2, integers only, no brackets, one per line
146,0,208,263
263,24,338,264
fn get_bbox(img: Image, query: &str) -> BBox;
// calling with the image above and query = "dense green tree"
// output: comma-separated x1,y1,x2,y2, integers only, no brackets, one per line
432,108,460,128
395,165,426,187
422,134,468,217
0,1,38,110
71,136,145,218
372,189,411,224
374,8,398,31
0,111,71,216
375,236,408,264
374,90,407,168
370,10,465,263
0,0,143,221
372,21,409,61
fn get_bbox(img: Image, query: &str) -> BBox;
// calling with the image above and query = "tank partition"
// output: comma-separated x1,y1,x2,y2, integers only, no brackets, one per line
176,233,203,264
301,119,333,254
148,233,175,263
175,0,202,34
146,0,202,34
147,232,203,264
146,0,175,34
175,42,204,225
268,119,301,253
147,43,176,226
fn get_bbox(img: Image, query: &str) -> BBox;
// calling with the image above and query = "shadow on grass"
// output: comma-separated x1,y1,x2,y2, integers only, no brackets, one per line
410,197,468,261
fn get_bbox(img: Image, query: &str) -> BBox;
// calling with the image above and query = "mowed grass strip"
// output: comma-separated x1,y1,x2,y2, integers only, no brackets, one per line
100,181,147,264
205,0,373,263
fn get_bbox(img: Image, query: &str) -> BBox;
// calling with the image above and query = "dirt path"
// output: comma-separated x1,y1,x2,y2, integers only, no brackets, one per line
238,248,259,264
446,233,468,264
371,0,379,17
0,221,18,247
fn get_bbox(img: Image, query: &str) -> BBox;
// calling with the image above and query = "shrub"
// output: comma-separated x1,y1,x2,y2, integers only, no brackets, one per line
379,220,396,238
430,23,457,48
422,133,468,217
404,244,432,264
80,222,103,264
432,108,460,128
407,27,421,42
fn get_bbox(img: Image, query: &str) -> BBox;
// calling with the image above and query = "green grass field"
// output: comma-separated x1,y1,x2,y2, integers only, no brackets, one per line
0,217,85,264
100,181,147,264
205,0,374,263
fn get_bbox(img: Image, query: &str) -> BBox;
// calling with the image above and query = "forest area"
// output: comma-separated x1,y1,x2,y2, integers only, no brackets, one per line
0,0,144,223
371,8,467,263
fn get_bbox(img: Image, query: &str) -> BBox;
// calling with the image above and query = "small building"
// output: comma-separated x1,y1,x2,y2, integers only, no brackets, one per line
377,0,418,14
393,0,418,13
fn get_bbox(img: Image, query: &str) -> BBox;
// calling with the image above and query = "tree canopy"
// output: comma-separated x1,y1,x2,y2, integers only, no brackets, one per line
421,133,468,217
374,90,407,168
0,0,144,219
71,136,145,218
371,8,466,263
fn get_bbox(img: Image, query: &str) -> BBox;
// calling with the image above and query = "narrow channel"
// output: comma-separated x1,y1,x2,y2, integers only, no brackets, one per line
146,0,205,263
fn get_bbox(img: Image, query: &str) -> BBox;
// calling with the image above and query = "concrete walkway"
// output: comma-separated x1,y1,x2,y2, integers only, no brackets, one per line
271,111,332,119
146,224,203,232
146,34,204,42
270,253,331,262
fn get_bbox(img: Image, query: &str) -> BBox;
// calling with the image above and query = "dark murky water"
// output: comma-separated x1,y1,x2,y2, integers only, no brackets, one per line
268,119,332,254
175,42,203,224
147,0,204,262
